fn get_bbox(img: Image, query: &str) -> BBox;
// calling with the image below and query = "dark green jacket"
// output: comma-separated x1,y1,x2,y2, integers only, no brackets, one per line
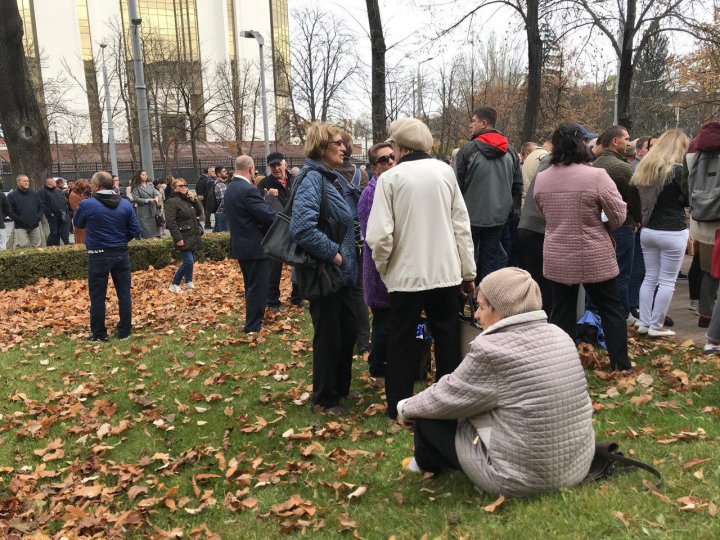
164,194,204,252
593,150,642,227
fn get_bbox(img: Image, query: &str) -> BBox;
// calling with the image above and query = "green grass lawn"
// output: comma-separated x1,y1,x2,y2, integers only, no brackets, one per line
0,274,719,538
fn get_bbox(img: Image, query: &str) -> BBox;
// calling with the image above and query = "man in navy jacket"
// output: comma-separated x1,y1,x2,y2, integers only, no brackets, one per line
74,171,142,341
224,155,277,332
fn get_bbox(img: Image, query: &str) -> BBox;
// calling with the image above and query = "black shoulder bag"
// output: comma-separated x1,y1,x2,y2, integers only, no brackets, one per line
583,441,663,489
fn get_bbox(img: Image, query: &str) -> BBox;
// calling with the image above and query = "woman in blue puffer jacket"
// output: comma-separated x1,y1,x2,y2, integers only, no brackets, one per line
290,122,359,415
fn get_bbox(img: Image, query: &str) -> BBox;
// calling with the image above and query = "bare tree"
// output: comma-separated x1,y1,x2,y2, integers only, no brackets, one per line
289,7,360,133
0,0,53,189
366,0,387,142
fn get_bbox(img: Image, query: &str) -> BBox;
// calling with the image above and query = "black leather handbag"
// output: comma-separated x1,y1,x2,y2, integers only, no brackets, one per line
583,441,663,489
261,170,312,267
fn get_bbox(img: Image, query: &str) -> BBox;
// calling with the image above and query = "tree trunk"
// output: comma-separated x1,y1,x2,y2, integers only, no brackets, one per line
522,0,542,143
0,0,53,190
616,1,637,130
366,0,387,142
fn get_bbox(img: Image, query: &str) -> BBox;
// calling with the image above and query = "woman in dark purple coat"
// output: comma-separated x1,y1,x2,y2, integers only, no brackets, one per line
357,143,396,384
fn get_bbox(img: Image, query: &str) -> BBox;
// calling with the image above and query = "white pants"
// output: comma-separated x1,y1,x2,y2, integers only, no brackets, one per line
639,228,689,330
13,227,43,248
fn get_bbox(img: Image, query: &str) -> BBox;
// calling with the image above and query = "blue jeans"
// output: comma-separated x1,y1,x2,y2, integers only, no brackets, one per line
172,251,195,285
471,224,507,282
213,213,228,232
88,250,132,339
628,230,645,311
612,226,635,316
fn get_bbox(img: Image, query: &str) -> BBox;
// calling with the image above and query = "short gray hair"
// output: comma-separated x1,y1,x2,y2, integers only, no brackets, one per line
234,155,254,172
91,171,114,190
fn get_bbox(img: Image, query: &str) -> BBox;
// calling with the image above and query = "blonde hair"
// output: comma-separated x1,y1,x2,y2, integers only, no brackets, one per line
171,177,187,188
631,129,689,187
304,122,341,160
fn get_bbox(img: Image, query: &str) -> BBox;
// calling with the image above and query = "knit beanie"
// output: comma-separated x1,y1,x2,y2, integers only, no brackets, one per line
478,268,542,317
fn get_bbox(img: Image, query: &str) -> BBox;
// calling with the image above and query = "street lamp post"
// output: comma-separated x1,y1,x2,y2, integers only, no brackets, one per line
241,30,270,160
128,0,154,179
99,43,118,177
415,57,434,119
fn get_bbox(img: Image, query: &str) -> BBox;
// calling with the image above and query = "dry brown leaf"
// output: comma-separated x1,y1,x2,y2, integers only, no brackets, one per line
482,495,505,513
683,458,711,469
347,485,368,500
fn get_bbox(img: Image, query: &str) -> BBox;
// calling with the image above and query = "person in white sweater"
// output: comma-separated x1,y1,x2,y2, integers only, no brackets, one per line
365,117,476,420
397,268,595,497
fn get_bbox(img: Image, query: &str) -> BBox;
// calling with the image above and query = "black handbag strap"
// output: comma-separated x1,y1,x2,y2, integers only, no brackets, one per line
460,293,480,327
585,441,664,489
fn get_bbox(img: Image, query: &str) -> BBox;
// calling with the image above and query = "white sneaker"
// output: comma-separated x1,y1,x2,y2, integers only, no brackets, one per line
168,284,183,293
183,282,195,290
704,342,720,354
637,326,649,334
648,328,675,338
690,299,699,311
626,314,638,326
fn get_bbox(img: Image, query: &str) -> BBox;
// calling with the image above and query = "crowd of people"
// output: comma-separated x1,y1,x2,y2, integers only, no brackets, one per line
3,110,720,499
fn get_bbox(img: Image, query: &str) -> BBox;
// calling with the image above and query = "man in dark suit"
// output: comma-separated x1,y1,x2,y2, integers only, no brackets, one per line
224,155,277,333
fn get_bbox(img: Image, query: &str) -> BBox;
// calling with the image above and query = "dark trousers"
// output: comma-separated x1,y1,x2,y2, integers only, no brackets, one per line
368,307,390,377
88,250,132,340
688,251,702,301
267,260,302,307
628,231,645,311
386,286,462,418
47,216,70,246
213,213,228,232
414,418,461,473
471,225,507,282
612,226,635,316
308,287,358,408
353,255,371,352
172,251,195,285
204,199,213,228
239,258,270,332
500,214,519,267
550,278,630,370
517,228,552,314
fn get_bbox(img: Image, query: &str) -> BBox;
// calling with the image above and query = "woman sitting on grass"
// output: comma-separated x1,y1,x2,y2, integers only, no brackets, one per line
397,268,595,497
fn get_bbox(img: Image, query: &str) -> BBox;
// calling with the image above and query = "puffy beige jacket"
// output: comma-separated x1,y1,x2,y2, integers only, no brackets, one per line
400,310,595,497
366,157,476,292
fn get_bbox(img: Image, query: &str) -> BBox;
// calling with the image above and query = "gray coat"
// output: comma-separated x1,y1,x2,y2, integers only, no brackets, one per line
400,310,595,497
131,183,161,238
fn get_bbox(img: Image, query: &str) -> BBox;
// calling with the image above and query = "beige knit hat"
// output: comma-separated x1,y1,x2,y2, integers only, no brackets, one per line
479,268,542,317
385,118,434,152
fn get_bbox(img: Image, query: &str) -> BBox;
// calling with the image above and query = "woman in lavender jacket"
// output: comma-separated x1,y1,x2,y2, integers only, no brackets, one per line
357,143,396,384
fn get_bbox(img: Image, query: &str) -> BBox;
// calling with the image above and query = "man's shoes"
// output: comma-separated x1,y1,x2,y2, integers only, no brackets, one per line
168,284,182,293
88,335,108,342
664,316,674,327
677,271,688,280
117,334,131,340
344,391,362,400
183,282,195,290
626,314,638,326
315,405,350,416
267,304,281,313
368,376,385,388
689,299,699,311
291,299,308,308
648,328,676,338
699,316,711,328
703,342,720,354
637,325,649,334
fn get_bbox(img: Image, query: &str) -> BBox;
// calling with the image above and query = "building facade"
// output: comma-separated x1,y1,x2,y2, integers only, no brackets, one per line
16,0,291,146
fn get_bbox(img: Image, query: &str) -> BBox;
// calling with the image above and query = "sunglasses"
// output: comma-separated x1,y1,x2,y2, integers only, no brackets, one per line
176,184,188,188
374,154,395,165
328,140,345,147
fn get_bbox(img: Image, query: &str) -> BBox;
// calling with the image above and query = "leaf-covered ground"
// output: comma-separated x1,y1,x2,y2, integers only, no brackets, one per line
0,260,718,539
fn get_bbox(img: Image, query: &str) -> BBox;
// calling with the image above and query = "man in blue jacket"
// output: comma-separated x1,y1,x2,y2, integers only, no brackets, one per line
74,171,142,341
224,155,277,333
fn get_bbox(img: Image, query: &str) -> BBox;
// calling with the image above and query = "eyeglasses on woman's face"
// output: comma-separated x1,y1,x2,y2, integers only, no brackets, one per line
175,183,188,188
374,154,395,165
328,139,345,148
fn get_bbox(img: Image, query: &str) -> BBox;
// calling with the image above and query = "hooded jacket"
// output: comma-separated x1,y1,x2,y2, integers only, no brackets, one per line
454,130,523,228
7,187,44,230
73,191,142,250
685,121,720,245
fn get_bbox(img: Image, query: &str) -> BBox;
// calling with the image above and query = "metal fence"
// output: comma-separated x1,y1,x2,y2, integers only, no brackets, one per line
0,154,369,190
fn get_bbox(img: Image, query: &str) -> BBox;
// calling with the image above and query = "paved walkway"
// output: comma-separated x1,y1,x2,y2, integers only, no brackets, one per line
664,255,707,345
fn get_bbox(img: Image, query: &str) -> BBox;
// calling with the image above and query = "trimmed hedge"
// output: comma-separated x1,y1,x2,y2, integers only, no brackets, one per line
0,233,230,290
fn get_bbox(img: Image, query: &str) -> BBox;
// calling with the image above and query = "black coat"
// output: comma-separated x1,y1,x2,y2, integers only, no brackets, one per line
0,191,10,229
257,172,294,208
7,188,44,229
195,174,211,198
38,187,69,220
164,194,204,252
224,176,277,260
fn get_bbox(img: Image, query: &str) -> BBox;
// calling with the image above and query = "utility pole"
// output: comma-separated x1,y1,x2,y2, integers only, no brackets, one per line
416,57,434,120
99,43,118,177
241,30,270,159
128,0,154,179
613,22,622,126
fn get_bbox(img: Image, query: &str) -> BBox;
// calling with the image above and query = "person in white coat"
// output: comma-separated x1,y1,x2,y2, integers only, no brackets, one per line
366,117,476,420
